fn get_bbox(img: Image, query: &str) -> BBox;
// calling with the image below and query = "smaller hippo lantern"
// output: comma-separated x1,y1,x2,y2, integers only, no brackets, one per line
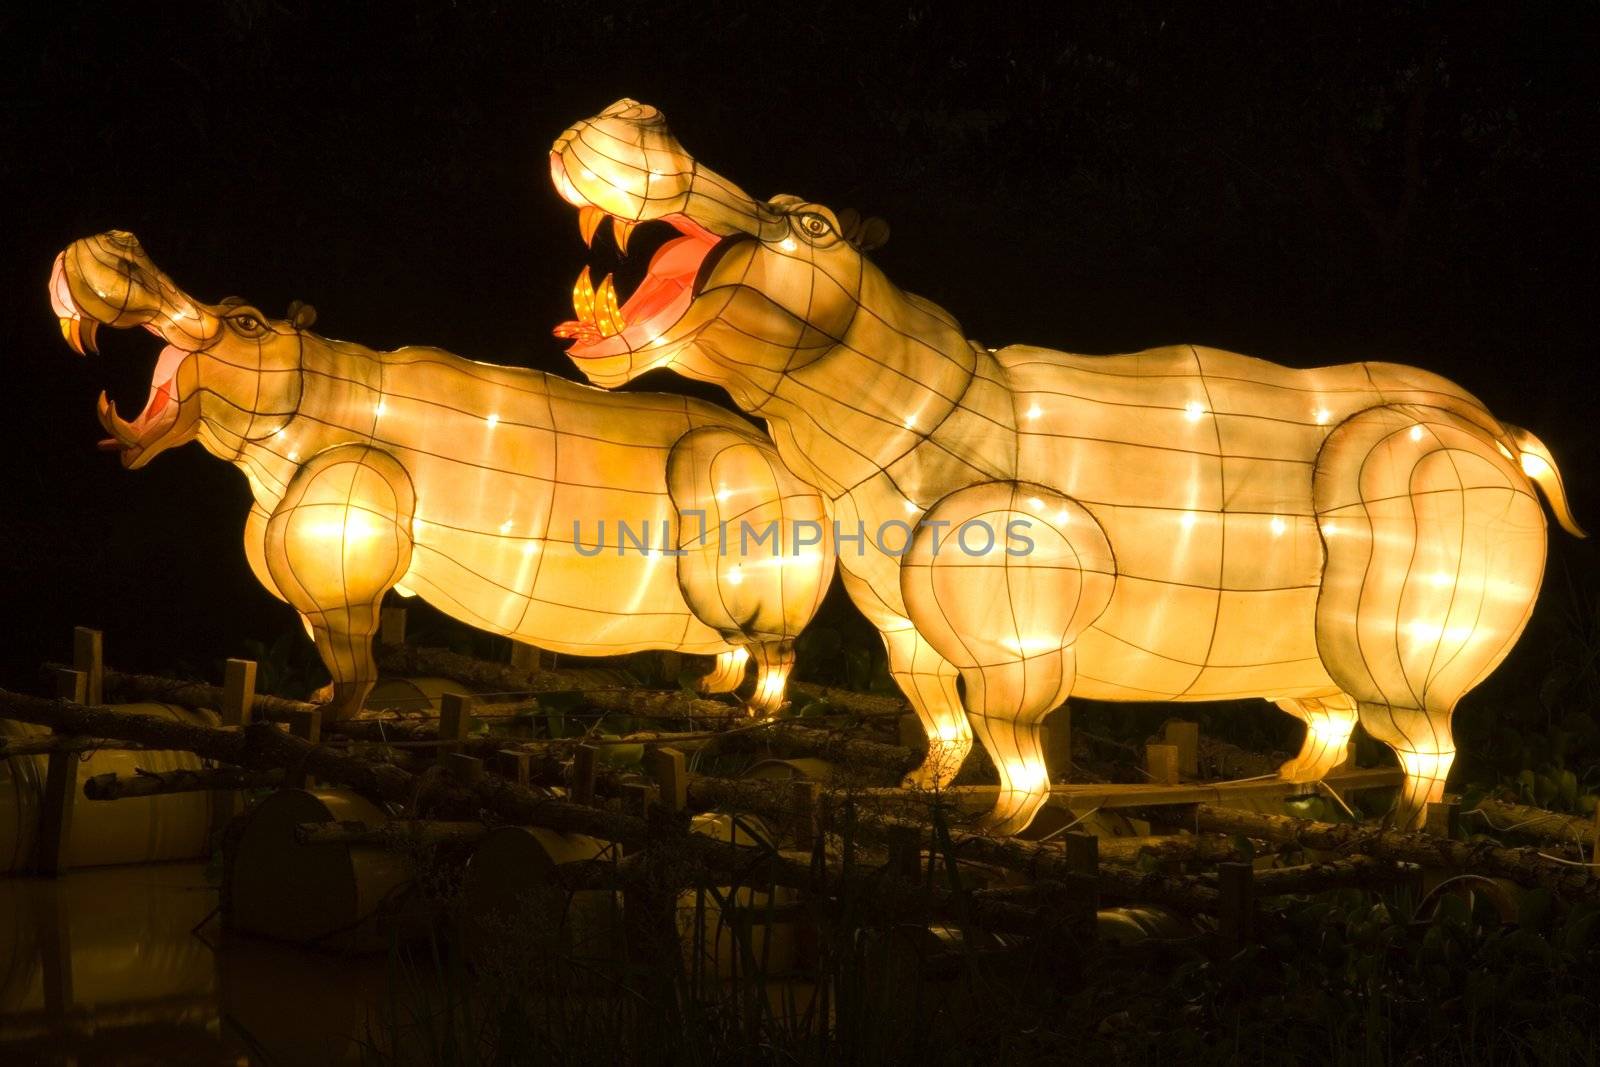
51,231,835,718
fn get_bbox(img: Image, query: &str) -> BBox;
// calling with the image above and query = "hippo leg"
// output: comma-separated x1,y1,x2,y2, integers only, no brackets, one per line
961,654,1078,836
698,647,750,695
245,500,324,677
883,625,969,790
1312,404,1548,826
1355,705,1458,829
1274,695,1359,783
667,424,835,719
899,483,1115,834
748,639,796,719
838,567,971,790
243,501,290,605
264,445,416,720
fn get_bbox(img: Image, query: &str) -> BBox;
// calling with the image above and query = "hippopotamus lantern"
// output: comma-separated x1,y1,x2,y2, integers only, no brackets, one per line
51,230,835,719
548,99,1583,833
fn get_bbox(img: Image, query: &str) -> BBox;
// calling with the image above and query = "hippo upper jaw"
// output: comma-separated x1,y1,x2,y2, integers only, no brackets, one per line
51,233,210,468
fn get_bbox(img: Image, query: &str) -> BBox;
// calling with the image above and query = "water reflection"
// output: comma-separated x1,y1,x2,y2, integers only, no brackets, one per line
0,863,388,1065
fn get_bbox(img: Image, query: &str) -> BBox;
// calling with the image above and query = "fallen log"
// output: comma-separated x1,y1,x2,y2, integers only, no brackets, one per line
1245,856,1408,896
944,830,1217,912
2,686,418,811
708,722,920,778
335,717,918,782
294,819,491,848
683,776,1234,868
0,734,147,758
1197,736,1284,780
787,682,908,719
1141,804,1600,900
0,686,1279,922
376,642,594,693
1466,798,1600,852
0,687,1445,919
1096,833,1246,865
0,688,771,879
84,665,319,724
82,766,285,800
85,661,744,735
376,644,734,718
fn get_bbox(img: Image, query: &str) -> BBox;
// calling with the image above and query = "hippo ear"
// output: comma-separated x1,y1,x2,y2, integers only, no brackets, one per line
834,208,889,251
836,207,863,241
856,216,890,251
287,300,317,329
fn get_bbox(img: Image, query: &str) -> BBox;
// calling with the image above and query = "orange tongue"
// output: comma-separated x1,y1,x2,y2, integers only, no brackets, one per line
554,320,601,344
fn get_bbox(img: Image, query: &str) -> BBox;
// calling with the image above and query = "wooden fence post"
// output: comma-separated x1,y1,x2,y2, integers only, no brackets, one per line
438,693,473,761
886,824,921,880
284,708,321,789
1591,805,1600,881
1425,796,1460,839
497,749,531,788
1145,743,1180,786
1163,721,1200,778
72,627,103,706
1045,704,1072,782
444,753,483,785
211,658,258,838
622,781,656,819
645,746,687,813
789,779,820,849
509,641,544,673
1218,861,1255,947
1064,830,1099,939
37,669,88,875
572,744,598,806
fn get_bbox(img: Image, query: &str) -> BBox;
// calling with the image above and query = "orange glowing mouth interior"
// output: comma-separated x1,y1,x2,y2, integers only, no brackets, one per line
88,333,186,454
553,211,721,354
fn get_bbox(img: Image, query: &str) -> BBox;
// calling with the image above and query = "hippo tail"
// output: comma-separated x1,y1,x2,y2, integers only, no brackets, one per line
1505,423,1585,538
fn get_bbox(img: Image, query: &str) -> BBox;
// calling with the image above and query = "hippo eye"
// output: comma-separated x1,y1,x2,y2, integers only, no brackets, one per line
228,312,268,337
797,213,832,239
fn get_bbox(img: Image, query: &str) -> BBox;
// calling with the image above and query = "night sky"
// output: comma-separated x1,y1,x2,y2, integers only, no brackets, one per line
2,2,1595,700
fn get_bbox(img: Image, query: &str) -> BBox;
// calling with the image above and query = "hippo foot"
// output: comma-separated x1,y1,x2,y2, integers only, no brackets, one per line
306,682,368,722
1277,751,1343,785
901,758,959,792
973,790,1048,837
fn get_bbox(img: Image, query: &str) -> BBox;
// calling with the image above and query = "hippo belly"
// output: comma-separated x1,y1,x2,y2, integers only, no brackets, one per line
1067,501,1338,702
399,527,725,657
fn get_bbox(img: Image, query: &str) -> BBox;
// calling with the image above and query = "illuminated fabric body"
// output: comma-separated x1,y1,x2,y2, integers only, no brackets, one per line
550,100,1583,832
52,231,834,719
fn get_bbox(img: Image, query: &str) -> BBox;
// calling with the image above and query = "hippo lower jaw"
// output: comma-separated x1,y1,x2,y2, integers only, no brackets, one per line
51,249,196,468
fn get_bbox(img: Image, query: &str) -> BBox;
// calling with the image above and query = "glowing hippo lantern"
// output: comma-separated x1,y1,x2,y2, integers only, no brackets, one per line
51,231,834,719
549,99,1583,833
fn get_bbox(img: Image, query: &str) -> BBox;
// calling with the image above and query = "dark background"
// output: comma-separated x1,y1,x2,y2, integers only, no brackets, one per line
1,2,1595,723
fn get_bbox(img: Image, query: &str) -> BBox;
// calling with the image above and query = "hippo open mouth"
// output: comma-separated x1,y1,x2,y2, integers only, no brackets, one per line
548,101,781,380
50,231,208,468
548,189,729,359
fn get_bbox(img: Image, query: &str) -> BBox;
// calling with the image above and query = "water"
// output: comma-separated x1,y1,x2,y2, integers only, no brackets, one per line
0,862,389,1065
